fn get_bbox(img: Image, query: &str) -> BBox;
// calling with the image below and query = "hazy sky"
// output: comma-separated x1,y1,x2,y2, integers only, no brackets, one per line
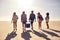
0,0,60,21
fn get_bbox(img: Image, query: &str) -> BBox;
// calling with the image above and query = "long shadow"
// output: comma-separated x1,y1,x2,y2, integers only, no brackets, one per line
5,31,17,40
49,29,60,33
42,30,60,37
33,30,51,40
21,30,32,40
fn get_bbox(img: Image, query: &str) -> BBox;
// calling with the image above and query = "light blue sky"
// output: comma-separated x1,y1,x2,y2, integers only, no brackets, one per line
0,0,60,21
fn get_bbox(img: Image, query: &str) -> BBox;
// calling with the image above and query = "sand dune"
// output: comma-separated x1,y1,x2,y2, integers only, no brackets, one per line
0,21,60,40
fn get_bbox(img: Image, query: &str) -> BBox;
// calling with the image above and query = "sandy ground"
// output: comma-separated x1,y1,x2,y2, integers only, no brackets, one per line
0,21,60,40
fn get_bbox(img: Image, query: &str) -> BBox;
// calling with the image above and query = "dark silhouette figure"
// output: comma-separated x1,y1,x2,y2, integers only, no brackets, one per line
21,11,27,32
21,31,32,40
29,11,36,31
45,12,49,29
33,30,51,40
42,30,60,37
50,29,60,33
5,31,17,40
37,12,43,30
11,12,18,32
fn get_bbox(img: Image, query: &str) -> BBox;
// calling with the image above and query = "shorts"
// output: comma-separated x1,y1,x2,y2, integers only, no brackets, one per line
22,22,26,24
31,20,34,24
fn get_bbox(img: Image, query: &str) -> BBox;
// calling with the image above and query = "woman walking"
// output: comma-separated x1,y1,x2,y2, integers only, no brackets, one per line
12,12,18,32
37,12,43,30
45,12,49,29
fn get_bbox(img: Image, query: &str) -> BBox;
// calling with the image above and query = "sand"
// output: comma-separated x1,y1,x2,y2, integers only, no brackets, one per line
0,21,60,40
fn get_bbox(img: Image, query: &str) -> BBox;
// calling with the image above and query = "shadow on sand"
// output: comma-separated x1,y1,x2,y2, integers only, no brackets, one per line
5,31,17,40
49,29,60,33
21,30,32,40
42,30,60,37
33,30,51,40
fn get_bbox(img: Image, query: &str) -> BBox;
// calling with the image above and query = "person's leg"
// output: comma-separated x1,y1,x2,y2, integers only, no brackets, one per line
24,23,26,32
15,22,17,31
13,23,15,31
22,22,26,32
31,23,33,30
46,22,49,29
39,22,41,29
31,20,34,30
22,23,24,32
38,21,40,29
30,20,34,33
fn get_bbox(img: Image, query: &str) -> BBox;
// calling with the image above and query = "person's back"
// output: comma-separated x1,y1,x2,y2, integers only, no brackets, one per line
12,12,18,32
30,13,35,20
37,12,43,30
29,11,36,31
38,15,43,21
21,11,27,32
45,12,49,22
29,11,36,21
45,12,49,29
12,15,18,23
21,12,27,23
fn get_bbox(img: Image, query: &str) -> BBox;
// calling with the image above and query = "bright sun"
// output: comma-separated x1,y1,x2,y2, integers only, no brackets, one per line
17,0,33,8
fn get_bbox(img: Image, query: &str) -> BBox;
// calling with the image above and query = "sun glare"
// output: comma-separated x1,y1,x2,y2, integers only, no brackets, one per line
17,0,33,8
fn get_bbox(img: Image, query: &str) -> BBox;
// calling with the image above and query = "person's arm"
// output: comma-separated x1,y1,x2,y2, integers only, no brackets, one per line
16,15,18,20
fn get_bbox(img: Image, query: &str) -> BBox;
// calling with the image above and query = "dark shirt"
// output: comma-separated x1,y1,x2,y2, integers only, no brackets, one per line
29,13,35,21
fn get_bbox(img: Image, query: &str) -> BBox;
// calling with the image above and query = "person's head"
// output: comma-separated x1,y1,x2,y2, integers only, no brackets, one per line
13,12,16,16
37,12,40,16
31,10,34,14
22,11,25,14
46,12,49,16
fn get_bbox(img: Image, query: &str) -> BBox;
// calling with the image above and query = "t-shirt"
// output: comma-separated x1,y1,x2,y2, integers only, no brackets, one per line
29,13,35,21
21,14,27,22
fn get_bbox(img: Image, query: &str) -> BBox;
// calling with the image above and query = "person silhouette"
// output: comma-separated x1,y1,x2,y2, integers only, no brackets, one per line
29,11,36,32
21,11,27,32
45,12,49,29
37,12,43,30
11,12,18,32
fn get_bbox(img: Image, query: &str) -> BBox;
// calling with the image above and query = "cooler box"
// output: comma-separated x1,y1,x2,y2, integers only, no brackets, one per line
25,22,30,28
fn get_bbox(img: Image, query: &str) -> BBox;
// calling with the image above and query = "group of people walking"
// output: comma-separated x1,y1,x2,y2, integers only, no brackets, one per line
11,11,49,32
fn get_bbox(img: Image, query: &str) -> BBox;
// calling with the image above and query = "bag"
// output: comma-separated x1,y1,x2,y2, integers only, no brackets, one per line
25,22,30,28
